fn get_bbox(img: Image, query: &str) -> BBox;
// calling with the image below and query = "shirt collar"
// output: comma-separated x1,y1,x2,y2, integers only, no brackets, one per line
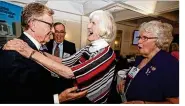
24,32,41,50
89,39,109,53
54,41,63,47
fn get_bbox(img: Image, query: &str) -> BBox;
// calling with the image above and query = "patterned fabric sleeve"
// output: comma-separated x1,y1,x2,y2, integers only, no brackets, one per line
62,47,88,67
71,46,116,103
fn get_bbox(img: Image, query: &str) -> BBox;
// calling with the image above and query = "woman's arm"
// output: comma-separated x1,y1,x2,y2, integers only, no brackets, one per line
30,50,74,79
3,39,74,79
43,52,62,63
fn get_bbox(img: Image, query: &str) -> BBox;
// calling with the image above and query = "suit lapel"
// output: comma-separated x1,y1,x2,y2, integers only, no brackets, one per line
62,40,66,56
45,39,54,54
19,33,38,51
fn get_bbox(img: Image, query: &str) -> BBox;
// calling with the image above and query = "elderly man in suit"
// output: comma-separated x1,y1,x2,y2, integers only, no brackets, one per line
0,2,86,103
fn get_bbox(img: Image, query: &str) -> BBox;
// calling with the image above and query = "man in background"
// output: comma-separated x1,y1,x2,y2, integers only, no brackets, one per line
46,22,76,59
46,22,76,100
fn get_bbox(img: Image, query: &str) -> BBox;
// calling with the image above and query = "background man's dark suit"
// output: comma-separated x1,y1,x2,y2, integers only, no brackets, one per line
0,34,54,103
46,39,76,95
46,39,76,58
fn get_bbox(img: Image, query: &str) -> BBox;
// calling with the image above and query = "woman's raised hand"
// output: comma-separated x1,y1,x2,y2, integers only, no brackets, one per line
3,38,34,58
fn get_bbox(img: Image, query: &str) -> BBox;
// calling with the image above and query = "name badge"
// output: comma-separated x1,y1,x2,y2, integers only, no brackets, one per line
63,52,71,58
128,66,140,79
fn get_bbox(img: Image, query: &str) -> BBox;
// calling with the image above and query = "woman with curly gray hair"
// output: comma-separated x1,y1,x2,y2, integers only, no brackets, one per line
117,20,179,104
139,20,173,51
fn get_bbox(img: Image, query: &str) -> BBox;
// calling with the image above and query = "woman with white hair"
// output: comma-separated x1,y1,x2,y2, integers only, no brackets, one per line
3,10,117,103
117,20,179,104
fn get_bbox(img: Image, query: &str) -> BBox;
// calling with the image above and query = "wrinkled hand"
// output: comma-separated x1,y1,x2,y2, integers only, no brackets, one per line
123,100,145,104
59,87,87,103
116,79,126,94
3,39,34,58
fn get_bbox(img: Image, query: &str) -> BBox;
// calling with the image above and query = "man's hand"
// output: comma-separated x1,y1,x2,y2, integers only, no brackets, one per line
116,79,126,94
59,87,87,103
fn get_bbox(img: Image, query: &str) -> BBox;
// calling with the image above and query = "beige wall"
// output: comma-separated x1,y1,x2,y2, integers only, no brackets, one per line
116,23,139,56
65,21,81,50
80,16,89,48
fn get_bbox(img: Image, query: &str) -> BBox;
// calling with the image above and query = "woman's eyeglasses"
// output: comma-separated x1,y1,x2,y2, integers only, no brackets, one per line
136,36,158,42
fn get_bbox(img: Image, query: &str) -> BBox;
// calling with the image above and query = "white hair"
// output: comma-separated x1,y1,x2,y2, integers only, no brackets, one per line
89,10,116,43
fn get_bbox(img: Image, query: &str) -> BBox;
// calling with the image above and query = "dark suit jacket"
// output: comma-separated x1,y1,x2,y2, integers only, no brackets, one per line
0,34,54,103
46,39,76,58
46,39,76,96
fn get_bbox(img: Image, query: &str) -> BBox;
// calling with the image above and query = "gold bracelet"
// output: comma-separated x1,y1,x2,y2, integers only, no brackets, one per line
29,50,37,59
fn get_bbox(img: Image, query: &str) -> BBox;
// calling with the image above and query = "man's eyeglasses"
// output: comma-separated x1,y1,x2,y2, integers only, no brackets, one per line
33,19,53,29
55,31,66,34
136,36,158,42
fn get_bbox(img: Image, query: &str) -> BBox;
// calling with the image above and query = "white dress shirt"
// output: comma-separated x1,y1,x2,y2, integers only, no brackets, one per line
24,32,41,50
